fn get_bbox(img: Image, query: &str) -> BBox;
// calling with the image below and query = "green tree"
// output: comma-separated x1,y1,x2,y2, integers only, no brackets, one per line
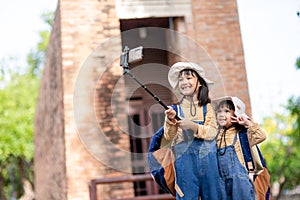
296,57,300,70
0,12,53,199
0,69,38,199
260,59,300,199
27,12,54,76
261,105,300,199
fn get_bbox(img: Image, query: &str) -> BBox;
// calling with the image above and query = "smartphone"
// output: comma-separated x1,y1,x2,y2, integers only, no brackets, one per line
128,46,143,64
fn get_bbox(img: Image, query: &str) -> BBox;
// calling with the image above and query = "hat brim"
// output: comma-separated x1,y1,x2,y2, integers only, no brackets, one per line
212,96,232,110
168,62,213,92
212,96,249,119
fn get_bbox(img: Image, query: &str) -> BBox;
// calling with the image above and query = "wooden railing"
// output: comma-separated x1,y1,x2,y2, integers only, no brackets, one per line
88,173,175,200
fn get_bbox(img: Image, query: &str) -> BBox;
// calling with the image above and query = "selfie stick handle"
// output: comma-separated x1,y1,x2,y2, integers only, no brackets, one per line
121,47,181,120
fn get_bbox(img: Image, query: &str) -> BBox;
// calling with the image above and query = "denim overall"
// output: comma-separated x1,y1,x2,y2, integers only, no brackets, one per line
173,105,224,200
217,133,255,200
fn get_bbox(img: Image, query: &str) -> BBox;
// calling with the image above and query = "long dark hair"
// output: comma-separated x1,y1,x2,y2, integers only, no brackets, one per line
179,69,211,107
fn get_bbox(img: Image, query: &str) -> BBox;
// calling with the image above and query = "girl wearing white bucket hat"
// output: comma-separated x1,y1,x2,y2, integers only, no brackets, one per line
213,96,267,200
162,62,224,199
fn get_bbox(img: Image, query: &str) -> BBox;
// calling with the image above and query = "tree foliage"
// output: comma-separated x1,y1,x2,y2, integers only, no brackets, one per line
0,11,53,199
262,111,299,194
296,57,300,70
260,57,300,199
27,12,54,76
260,99,300,199
0,69,38,199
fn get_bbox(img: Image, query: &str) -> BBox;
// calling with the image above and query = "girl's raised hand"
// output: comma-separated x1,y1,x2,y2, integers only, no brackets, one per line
231,116,252,128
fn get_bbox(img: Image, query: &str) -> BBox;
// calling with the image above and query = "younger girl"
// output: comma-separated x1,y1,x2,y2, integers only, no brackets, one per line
215,96,267,200
163,62,224,199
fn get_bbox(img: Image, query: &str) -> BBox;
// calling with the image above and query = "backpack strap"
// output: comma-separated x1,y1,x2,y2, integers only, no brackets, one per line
238,129,255,172
203,104,207,122
171,104,178,114
256,145,267,168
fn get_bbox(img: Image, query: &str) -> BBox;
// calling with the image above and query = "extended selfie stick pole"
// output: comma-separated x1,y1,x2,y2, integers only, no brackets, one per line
120,46,181,120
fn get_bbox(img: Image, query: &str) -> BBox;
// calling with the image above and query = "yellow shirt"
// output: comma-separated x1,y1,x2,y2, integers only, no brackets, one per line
216,124,267,168
163,99,218,143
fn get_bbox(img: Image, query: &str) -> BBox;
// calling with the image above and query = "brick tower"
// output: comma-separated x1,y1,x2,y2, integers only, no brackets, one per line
34,0,251,199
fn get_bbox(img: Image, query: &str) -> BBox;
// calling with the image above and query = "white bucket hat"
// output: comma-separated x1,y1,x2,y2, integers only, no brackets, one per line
212,96,249,119
168,62,213,93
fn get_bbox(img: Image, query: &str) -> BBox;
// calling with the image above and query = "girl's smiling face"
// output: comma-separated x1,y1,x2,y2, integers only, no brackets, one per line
178,70,200,97
216,104,235,128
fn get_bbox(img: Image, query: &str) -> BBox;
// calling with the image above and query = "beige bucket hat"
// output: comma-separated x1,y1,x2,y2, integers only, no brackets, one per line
212,96,249,119
168,62,213,93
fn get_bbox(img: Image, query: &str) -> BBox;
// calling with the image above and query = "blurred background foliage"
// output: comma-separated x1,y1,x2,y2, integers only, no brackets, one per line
260,59,300,199
0,12,53,200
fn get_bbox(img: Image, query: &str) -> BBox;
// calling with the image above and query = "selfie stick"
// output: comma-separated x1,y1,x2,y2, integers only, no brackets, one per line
120,46,181,120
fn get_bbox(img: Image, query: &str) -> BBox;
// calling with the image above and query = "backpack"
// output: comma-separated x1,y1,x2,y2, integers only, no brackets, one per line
147,105,178,196
238,130,271,200
148,104,207,197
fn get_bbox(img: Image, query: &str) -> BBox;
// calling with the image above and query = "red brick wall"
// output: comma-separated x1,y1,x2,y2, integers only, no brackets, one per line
34,7,67,200
35,0,134,200
190,0,251,115
60,0,133,199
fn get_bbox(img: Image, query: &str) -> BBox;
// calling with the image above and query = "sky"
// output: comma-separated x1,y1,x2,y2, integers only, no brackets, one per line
237,0,300,122
0,0,299,123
